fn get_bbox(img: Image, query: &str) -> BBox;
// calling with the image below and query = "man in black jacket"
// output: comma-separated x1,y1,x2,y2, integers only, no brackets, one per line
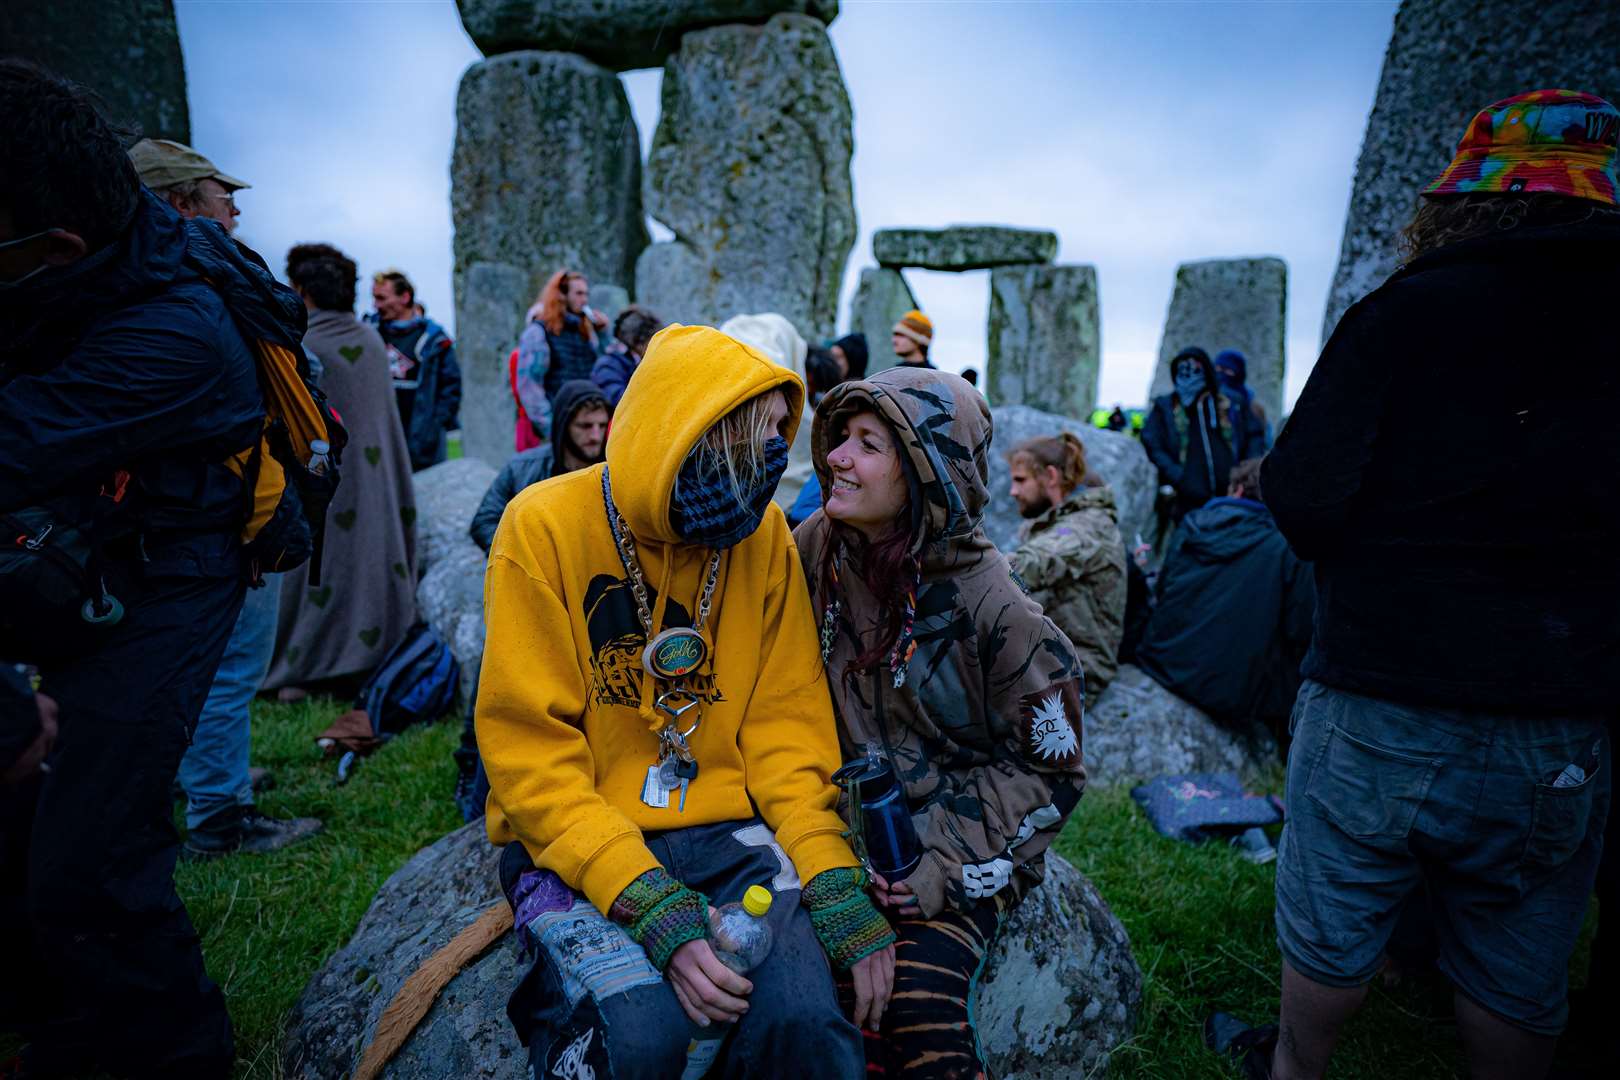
1142,346,1265,521
455,379,608,819
0,61,294,1077
1136,458,1312,746
1237,90,1620,1080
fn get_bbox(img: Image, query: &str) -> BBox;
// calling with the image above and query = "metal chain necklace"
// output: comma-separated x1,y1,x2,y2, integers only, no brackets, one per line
601,468,720,681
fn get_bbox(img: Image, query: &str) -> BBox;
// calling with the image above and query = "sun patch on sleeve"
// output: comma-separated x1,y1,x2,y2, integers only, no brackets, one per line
1020,686,1082,770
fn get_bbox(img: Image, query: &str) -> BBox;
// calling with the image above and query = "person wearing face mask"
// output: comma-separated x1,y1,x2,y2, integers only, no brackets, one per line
1212,349,1272,453
794,367,1088,1080
1141,346,1265,521
477,325,895,1079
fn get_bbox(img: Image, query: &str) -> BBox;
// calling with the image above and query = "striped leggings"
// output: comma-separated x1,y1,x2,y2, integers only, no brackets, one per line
841,901,1003,1079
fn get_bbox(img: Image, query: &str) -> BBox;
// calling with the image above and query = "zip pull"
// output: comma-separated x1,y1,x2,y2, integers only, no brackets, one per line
22,523,52,550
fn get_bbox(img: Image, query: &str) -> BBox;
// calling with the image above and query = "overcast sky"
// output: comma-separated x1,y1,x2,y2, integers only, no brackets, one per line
174,0,1398,408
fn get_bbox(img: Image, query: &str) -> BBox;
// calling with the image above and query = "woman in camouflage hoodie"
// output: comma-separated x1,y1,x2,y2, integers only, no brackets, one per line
794,366,1088,1078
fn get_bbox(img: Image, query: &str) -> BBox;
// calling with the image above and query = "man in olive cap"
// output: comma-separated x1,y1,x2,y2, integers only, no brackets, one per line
129,137,249,234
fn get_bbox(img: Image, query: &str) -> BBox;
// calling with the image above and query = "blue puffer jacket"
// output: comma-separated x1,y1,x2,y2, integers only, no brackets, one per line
0,190,275,578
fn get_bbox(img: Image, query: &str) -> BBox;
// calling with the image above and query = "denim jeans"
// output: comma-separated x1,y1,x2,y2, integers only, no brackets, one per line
1275,679,1610,1034
178,577,280,829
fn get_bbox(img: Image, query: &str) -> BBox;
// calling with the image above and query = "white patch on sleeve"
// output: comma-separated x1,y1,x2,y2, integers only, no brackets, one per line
962,857,1014,899
731,822,802,891
1009,803,1063,849
1029,691,1078,761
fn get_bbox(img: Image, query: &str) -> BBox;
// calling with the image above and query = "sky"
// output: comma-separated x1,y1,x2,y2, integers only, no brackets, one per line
174,0,1399,409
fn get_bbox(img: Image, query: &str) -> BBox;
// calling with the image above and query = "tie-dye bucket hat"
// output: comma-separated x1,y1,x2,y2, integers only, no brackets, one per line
1423,89,1619,206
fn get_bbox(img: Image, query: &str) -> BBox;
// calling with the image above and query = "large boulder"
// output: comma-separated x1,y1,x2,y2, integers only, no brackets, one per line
636,14,855,342
1148,257,1287,423
873,226,1058,271
452,51,647,466
454,0,838,71
987,264,1101,417
985,405,1158,557
849,267,917,375
1085,665,1277,785
1,0,191,143
282,824,1139,1079
1321,0,1620,345
412,459,496,704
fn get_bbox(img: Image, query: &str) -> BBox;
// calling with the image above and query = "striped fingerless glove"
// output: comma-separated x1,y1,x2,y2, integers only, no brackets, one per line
801,867,895,970
608,867,709,971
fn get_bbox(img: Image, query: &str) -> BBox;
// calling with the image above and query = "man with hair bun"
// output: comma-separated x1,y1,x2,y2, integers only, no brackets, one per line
1006,432,1127,706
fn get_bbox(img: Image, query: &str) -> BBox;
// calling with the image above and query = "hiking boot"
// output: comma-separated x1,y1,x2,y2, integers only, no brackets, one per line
1205,1011,1277,1080
184,806,323,860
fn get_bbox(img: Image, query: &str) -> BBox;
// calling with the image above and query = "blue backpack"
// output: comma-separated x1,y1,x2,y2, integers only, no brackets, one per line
358,622,461,737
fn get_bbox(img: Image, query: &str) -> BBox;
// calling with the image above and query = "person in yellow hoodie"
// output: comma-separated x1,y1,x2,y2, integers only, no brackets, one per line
477,325,896,1079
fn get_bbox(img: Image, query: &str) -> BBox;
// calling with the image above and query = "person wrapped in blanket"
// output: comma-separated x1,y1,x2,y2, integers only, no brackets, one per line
794,366,1089,1079
477,325,896,1079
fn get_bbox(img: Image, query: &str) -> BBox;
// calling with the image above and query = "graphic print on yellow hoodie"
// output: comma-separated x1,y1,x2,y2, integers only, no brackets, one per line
477,324,860,916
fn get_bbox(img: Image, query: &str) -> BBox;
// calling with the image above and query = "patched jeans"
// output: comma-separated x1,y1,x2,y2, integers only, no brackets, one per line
1275,680,1610,1034
501,818,864,1079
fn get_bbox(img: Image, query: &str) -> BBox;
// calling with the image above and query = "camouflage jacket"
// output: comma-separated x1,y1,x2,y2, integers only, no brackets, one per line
1009,486,1128,706
796,368,1087,920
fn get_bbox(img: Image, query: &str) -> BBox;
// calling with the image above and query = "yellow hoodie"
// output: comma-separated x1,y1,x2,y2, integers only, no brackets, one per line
477,324,859,916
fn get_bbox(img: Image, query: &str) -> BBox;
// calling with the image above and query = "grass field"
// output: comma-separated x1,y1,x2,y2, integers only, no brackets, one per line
9,695,1596,1077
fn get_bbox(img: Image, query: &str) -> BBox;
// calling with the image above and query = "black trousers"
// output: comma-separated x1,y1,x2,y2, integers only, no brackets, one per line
2,568,244,1078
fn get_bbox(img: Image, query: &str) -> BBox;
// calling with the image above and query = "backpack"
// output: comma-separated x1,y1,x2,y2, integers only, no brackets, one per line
357,622,462,737
211,297,348,587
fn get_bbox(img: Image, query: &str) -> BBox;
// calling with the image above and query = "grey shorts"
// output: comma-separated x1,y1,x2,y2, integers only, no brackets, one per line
1274,680,1610,1035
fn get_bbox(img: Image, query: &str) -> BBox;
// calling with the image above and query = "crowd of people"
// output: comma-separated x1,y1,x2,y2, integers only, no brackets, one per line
2,54,1617,1080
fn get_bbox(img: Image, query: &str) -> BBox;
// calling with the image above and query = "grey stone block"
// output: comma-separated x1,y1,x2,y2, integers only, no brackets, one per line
1084,666,1277,785
1,0,190,142
282,824,1139,1080
1148,258,1287,423
454,0,837,71
850,267,918,374
451,51,646,466
638,14,855,341
873,226,1057,271
1322,0,1620,344
987,264,1100,417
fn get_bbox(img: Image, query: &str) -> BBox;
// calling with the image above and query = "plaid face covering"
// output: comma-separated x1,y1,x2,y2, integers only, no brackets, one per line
669,435,790,548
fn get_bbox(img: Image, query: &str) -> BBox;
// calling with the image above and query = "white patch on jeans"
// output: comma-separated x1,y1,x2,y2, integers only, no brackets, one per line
962,857,1014,898
551,1027,595,1080
731,822,801,891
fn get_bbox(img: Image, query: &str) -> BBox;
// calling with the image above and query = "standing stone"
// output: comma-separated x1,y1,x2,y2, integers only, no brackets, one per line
874,226,1058,271
637,14,855,342
850,267,917,374
987,264,1100,416
452,51,647,466
1322,0,1620,344
1,0,189,142
1148,258,1287,423
455,0,838,71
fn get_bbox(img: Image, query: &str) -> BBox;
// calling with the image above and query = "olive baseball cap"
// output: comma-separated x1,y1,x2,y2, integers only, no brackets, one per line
128,138,251,192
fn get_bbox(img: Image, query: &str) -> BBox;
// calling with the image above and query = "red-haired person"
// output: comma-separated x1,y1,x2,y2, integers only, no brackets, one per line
796,367,1087,1078
512,269,610,448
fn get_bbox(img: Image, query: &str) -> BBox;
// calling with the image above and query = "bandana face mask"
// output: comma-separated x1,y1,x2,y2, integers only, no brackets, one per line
669,435,790,548
1174,361,1206,405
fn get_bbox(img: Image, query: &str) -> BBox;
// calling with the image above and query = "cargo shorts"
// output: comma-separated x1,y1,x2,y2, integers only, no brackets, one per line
1274,680,1610,1035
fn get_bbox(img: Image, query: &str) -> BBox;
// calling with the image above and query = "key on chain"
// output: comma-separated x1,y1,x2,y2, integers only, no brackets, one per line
674,758,698,812
658,753,681,791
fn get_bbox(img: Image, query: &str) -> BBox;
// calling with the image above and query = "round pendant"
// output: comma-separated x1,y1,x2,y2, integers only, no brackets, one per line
643,627,708,679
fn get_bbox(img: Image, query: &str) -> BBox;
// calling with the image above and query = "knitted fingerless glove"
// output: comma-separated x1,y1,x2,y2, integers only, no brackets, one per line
608,867,709,971
801,867,895,970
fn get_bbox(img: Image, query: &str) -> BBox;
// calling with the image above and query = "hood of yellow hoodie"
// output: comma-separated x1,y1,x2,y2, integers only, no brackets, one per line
606,323,805,545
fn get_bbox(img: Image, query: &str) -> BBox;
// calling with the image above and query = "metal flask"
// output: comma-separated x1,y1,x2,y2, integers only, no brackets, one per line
833,753,921,881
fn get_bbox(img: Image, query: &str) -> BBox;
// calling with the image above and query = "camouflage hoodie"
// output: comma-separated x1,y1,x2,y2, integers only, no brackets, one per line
1009,485,1128,708
794,367,1087,918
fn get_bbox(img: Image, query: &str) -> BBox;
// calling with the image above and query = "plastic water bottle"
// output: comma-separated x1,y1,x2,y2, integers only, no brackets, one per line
307,438,331,476
680,886,774,1078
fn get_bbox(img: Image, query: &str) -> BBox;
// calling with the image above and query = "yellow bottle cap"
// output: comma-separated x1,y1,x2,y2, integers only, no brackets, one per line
742,885,772,917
